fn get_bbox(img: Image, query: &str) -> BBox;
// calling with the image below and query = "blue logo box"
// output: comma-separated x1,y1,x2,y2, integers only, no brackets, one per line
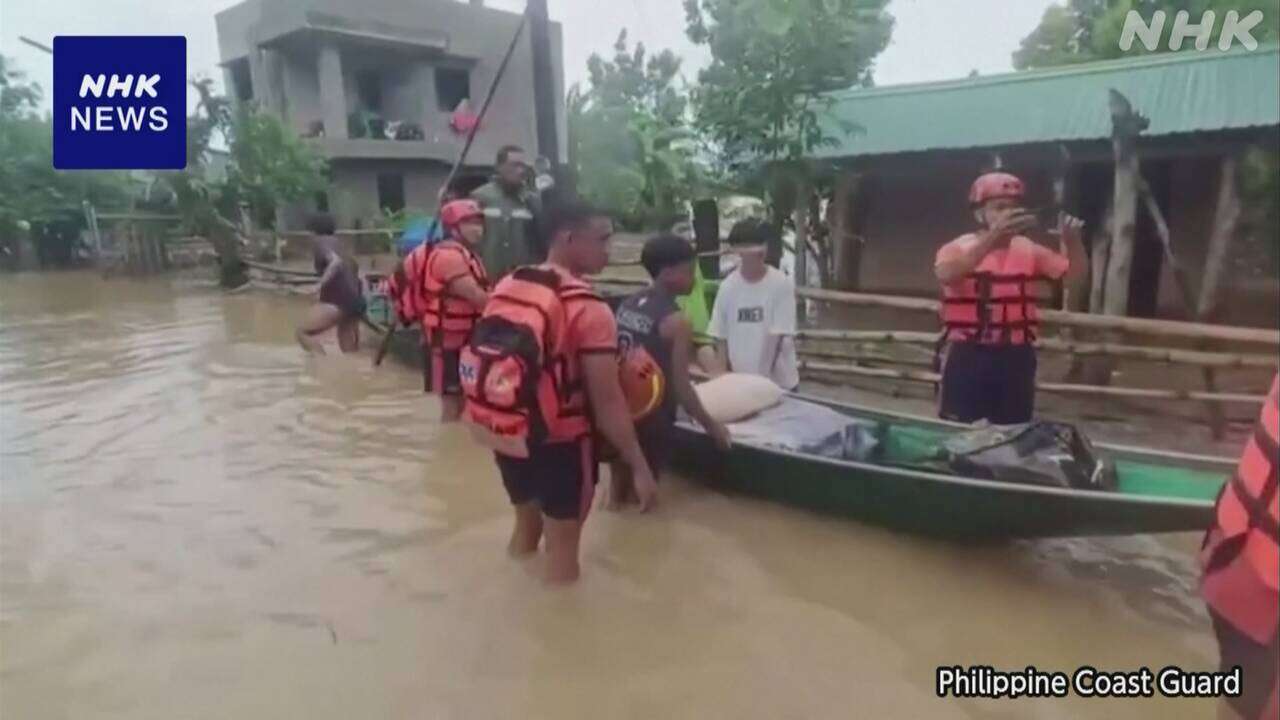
53,36,186,170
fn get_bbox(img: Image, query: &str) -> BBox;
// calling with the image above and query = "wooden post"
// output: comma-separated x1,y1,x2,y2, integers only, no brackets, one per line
830,171,860,290
1080,91,1148,385
1088,203,1112,314
1195,154,1243,439
1138,178,1197,312
1198,155,1241,322
1103,89,1149,318
793,176,810,287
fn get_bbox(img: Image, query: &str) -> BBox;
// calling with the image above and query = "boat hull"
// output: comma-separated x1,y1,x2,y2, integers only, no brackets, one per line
670,422,1216,540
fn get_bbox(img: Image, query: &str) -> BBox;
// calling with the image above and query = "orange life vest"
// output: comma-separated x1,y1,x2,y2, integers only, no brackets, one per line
1205,375,1280,591
460,266,599,458
421,240,489,350
941,242,1043,345
383,244,430,326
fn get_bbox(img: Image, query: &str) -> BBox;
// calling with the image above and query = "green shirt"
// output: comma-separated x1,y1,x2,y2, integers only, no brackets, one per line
470,180,543,278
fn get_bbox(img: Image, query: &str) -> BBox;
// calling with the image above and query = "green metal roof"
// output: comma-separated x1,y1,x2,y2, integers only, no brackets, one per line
816,46,1280,159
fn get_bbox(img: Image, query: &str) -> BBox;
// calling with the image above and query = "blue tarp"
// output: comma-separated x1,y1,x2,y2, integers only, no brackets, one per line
397,218,444,256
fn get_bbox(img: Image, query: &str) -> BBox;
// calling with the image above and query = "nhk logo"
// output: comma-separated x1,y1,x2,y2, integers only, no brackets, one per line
72,74,170,132
53,36,186,170
1119,10,1266,52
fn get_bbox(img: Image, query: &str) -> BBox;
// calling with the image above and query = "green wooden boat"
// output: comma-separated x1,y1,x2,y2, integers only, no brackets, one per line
670,394,1230,539
378,325,1229,540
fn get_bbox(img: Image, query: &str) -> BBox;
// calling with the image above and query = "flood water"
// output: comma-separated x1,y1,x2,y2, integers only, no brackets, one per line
1,272,1221,719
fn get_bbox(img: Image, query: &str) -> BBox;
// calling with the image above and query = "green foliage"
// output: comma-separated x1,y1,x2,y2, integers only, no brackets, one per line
683,0,893,166
226,106,328,227
569,31,708,229
177,78,327,231
168,78,326,286
1015,0,1280,69
0,56,131,266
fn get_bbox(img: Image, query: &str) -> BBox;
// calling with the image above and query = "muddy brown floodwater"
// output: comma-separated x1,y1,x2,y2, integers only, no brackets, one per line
1,272,1221,719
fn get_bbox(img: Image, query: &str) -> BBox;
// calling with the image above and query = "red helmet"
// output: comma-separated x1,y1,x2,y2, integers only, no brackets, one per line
440,199,483,230
969,172,1026,207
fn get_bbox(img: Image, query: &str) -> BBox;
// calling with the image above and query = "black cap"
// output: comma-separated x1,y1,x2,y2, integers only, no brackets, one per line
640,234,696,278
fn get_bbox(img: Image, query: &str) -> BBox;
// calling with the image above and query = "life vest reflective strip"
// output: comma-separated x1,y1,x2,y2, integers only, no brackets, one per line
421,241,488,347
1205,375,1280,593
941,272,1041,345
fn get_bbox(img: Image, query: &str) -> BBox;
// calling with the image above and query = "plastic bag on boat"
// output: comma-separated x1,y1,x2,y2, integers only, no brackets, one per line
942,422,1117,491
723,397,880,461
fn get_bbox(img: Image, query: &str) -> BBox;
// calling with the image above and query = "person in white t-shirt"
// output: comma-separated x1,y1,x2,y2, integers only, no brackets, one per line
706,219,800,390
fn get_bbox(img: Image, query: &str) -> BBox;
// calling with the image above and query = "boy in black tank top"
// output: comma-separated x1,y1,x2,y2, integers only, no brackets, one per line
607,235,731,509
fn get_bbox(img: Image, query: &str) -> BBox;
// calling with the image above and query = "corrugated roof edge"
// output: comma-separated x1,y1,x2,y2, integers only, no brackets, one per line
830,44,1280,101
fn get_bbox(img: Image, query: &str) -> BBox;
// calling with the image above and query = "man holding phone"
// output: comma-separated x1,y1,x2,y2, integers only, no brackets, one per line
934,172,1087,424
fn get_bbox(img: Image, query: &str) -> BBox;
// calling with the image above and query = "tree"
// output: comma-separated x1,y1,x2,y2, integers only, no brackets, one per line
569,31,706,229
684,0,891,165
1014,0,1279,69
168,79,327,286
0,56,130,268
683,0,892,274
178,78,327,229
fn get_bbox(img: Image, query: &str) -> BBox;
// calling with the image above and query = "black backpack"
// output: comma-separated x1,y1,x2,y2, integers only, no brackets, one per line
942,421,1117,491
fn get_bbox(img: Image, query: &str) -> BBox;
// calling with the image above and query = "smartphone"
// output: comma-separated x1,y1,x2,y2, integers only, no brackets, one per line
1019,207,1064,234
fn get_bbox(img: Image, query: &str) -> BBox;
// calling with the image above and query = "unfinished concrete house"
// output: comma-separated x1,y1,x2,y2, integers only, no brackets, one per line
215,0,565,229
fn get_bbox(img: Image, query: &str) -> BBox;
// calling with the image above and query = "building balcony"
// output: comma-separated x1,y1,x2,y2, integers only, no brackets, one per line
309,137,443,161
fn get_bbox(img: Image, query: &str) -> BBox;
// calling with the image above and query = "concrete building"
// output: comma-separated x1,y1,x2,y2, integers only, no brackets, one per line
215,0,565,229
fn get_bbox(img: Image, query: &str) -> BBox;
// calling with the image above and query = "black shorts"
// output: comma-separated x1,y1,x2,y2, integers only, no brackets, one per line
319,281,366,319
938,342,1037,425
1210,609,1279,719
496,437,597,521
423,349,461,396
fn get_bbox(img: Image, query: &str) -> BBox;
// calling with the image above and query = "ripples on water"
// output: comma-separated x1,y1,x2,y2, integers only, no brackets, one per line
0,272,1217,719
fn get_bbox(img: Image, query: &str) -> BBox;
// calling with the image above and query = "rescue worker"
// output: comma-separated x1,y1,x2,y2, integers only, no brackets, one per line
471,145,543,279
461,200,655,584
606,234,732,510
297,212,365,355
421,199,490,422
1201,374,1278,720
934,172,1087,424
